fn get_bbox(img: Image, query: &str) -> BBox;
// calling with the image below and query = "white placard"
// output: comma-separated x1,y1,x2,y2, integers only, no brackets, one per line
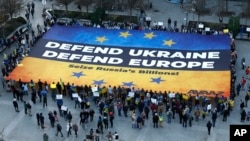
158,22,163,26
246,27,250,32
169,93,175,98
56,94,63,99
146,17,151,21
72,93,78,98
151,98,157,104
93,91,100,97
205,27,210,31
78,96,82,102
61,105,67,111
128,92,135,97
92,87,98,92
198,23,204,28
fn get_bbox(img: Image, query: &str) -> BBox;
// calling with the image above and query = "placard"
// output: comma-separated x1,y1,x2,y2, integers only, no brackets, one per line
246,27,250,32
72,93,78,98
205,27,210,31
146,17,151,21
158,22,163,26
92,87,98,92
78,96,82,102
223,29,229,33
93,91,100,97
56,94,63,99
151,98,157,104
61,105,67,111
169,93,175,98
198,23,204,28
128,92,135,97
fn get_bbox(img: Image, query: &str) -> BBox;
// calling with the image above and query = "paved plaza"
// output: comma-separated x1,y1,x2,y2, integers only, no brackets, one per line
0,0,250,141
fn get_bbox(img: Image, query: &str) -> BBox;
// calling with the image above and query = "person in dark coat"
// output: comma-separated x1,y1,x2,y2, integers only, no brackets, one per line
12,99,19,112
212,111,217,127
31,89,36,104
36,113,40,126
144,106,149,119
207,120,212,135
152,113,159,128
48,111,55,127
55,123,63,137
241,109,247,122
40,113,45,129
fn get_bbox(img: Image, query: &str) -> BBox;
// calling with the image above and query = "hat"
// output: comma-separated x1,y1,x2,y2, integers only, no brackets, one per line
13,98,16,101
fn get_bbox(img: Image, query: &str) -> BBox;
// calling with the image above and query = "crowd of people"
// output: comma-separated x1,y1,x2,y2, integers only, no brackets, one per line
1,1,250,141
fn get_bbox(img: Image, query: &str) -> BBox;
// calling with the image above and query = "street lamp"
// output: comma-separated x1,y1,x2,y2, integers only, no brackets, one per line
184,12,188,27
52,3,54,18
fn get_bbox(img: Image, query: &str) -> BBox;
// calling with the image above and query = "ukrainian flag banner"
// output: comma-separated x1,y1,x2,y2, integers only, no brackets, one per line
7,25,231,97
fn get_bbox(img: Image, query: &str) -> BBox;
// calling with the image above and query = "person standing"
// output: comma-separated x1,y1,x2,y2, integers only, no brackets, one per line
48,111,55,128
36,113,40,126
31,89,36,104
40,113,45,129
67,121,72,137
103,115,109,129
206,120,212,135
43,95,47,109
188,115,193,127
26,102,32,116
12,99,19,112
153,113,159,128
89,109,95,122
241,109,247,122
182,112,188,128
245,93,249,107
109,111,114,128
24,101,27,114
55,123,63,137
97,116,103,134
72,123,78,137
43,132,49,141
211,110,217,127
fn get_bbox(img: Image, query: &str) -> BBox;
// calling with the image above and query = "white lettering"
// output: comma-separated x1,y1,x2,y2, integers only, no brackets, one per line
42,50,58,57
57,52,70,60
202,62,214,69
59,43,72,50
129,59,141,66
45,42,60,48
208,52,220,59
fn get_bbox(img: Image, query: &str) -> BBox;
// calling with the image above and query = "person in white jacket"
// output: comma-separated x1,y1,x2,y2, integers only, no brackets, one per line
66,121,72,137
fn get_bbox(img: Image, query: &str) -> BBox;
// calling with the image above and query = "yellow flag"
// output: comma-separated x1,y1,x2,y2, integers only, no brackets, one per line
60,78,64,90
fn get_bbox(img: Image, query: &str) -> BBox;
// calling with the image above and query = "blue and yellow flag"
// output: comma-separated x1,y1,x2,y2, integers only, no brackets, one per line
6,25,231,97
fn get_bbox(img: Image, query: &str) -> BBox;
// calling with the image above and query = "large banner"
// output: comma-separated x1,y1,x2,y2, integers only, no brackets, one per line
7,25,231,97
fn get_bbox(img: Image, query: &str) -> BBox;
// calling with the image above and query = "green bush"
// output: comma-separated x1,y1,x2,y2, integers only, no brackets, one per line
53,9,138,25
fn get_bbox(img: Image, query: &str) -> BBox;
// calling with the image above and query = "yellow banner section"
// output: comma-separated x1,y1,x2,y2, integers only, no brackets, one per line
7,57,230,97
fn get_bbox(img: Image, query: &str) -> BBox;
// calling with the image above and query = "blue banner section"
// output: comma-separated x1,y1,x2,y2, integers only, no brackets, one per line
42,25,231,51
29,39,231,71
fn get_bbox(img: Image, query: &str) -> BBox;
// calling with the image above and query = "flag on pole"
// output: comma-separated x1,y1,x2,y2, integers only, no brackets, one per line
60,78,64,90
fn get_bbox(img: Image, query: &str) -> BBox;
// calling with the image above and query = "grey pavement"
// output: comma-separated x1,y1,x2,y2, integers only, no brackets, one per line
1,0,250,141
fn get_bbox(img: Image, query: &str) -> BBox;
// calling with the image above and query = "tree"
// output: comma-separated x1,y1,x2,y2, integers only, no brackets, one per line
1,0,23,19
241,0,250,24
228,16,240,38
56,0,73,13
126,0,138,20
192,0,206,21
75,0,93,14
